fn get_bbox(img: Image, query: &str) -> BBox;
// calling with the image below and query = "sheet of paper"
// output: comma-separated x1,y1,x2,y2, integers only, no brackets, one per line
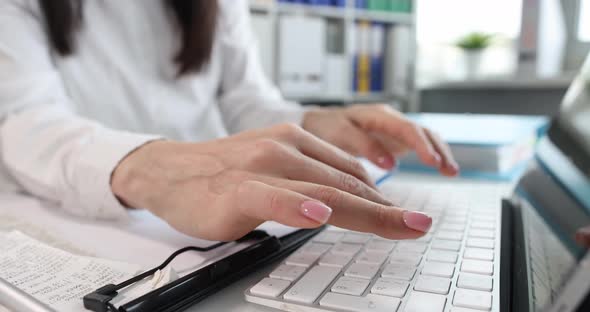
0,231,141,312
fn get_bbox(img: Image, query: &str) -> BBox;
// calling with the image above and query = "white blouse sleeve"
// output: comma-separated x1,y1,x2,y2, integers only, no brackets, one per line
0,1,159,219
216,0,307,134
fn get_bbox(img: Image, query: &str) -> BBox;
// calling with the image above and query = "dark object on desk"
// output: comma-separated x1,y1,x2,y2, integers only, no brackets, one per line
83,228,322,312
419,78,570,116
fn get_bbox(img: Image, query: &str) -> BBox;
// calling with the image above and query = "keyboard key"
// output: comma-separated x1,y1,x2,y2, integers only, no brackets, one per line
300,243,331,255
342,233,371,244
269,264,306,281
396,242,428,254
457,274,493,291
453,289,493,310
404,291,447,312
250,278,291,298
313,231,343,244
440,223,466,232
355,251,388,266
319,252,353,268
331,243,363,256
471,221,495,230
452,308,487,312
422,261,455,278
427,250,458,263
285,252,320,267
414,275,451,295
466,238,495,249
415,233,434,242
461,260,494,275
381,263,416,281
436,230,464,241
283,265,340,303
370,278,409,297
432,239,462,252
389,252,422,266
445,217,468,224
469,229,495,239
365,240,396,252
464,248,494,261
331,276,370,296
319,293,401,312
345,263,380,279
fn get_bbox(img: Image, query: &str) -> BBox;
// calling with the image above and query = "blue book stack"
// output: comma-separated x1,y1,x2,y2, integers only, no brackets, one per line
398,113,549,180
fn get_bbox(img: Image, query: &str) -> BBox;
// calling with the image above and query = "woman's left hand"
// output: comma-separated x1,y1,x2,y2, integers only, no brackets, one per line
303,104,459,176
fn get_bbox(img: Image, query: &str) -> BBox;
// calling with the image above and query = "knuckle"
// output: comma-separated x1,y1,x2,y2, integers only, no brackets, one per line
348,156,370,179
372,103,391,112
340,173,361,194
373,204,393,231
268,192,283,221
274,123,303,140
314,186,343,208
250,139,286,164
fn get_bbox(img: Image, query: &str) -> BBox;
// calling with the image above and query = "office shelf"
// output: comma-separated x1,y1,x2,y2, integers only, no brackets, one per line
250,2,412,25
249,0,416,110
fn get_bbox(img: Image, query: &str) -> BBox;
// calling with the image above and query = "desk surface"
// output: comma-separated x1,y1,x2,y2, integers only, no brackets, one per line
0,172,515,312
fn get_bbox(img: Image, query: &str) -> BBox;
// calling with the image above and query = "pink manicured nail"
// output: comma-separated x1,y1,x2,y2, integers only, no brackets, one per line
376,155,395,169
301,201,333,224
403,211,432,233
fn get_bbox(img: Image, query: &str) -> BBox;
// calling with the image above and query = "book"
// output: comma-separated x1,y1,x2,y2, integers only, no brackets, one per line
399,113,549,180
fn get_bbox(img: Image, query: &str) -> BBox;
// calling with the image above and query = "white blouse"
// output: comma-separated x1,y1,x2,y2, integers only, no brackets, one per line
0,0,304,219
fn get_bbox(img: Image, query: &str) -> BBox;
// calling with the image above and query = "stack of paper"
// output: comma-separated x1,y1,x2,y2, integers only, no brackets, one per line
0,231,141,312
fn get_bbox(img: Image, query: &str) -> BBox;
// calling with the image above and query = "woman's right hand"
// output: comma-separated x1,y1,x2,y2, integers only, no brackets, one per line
111,123,432,241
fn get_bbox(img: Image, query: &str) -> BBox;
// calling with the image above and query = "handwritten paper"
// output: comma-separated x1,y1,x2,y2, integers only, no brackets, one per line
0,231,141,311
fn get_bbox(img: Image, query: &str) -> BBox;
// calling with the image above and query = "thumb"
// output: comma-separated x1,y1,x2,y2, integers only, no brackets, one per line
235,180,333,228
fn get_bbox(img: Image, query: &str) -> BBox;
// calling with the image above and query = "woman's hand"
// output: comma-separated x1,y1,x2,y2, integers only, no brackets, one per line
303,104,459,176
111,124,432,241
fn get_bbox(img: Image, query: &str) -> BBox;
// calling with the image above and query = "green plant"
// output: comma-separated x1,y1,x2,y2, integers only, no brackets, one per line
456,32,494,51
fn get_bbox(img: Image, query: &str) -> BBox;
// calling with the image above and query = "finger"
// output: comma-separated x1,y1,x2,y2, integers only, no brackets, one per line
371,132,411,156
340,125,396,170
349,109,442,167
280,125,377,188
235,180,332,228
267,178,432,239
424,128,459,176
575,226,590,248
279,152,392,206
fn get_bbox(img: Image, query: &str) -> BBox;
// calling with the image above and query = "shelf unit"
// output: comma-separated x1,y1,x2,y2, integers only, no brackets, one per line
249,0,416,110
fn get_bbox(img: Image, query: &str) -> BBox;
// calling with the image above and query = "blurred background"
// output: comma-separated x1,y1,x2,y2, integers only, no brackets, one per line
248,0,590,116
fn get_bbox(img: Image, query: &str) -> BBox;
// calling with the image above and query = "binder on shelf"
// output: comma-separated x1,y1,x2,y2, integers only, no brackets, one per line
370,22,385,92
279,15,326,96
354,21,372,94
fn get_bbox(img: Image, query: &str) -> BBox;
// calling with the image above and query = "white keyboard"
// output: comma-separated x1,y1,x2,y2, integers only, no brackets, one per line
245,180,509,312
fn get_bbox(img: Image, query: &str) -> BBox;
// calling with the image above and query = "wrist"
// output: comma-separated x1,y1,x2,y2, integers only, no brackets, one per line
111,140,172,209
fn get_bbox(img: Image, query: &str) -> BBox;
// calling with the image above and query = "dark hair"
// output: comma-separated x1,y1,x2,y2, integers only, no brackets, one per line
38,0,219,75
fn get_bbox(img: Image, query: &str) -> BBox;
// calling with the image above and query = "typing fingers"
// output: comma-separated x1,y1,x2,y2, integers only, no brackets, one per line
264,178,432,240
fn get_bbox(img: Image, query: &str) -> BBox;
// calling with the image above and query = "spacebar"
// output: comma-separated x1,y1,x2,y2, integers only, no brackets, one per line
282,265,340,304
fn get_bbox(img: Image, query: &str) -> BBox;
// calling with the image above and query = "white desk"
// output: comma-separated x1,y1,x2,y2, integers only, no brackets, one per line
0,172,515,312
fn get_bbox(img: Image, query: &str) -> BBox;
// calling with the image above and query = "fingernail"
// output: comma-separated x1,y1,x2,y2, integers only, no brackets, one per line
403,211,432,233
301,201,333,224
376,155,395,169
433,153,442,165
